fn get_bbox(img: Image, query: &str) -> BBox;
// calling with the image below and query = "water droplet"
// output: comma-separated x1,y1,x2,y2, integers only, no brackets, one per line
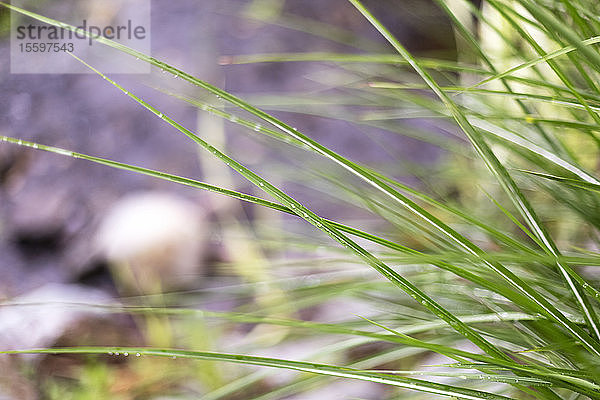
259,182,264,187
135,57,140,61
290,204,296,209
17,140,22,145
136,353,141,357
54,148,73,157
123,352,129,356
124,91,128,95
108,352,113,355
115,352,120,355
229,116,238,123
158,113,163,118
253,124,261,131
171,356,177,359
302,213,308,218
162,69,166,73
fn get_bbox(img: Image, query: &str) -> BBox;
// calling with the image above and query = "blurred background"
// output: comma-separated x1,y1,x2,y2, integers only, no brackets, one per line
0,1,483,399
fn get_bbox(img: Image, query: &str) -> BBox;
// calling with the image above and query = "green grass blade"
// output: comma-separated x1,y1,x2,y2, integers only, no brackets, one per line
483,0,600,149
469,117,600,185
432,0,564,154
468,36,600,90
521,170,600,194
0,348,516,400
515,1,600,74
219,52,488,74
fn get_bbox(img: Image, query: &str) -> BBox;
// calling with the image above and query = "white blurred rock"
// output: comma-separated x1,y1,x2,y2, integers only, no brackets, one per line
0,284,111,400
0,283,109,351
95,192,207,293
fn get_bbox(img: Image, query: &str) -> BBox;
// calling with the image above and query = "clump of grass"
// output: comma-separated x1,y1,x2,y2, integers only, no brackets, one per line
2,0,600,398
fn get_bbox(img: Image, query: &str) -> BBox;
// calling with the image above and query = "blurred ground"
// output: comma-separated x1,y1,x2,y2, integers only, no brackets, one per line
0,0,458,398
